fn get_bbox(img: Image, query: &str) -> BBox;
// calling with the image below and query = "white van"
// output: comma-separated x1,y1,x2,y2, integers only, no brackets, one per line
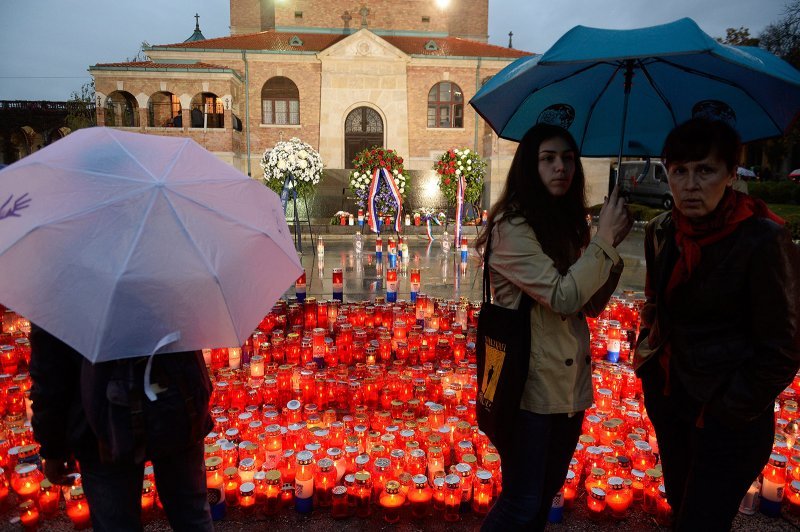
617,160,674,210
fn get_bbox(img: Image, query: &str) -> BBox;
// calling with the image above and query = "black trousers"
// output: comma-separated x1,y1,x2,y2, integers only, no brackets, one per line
642,361,774,531
481,409,584,532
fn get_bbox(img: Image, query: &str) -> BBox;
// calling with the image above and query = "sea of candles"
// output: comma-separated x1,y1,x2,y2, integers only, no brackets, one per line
2,291,800,525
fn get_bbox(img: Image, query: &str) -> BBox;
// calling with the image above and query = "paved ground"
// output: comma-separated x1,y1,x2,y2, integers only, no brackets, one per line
292,224,647,304
4,225,799,530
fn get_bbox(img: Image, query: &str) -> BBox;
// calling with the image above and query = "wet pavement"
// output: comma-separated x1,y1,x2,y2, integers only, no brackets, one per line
291,225,647,304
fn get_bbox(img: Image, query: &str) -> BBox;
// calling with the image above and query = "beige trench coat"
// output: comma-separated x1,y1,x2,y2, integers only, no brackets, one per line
488,216,623,414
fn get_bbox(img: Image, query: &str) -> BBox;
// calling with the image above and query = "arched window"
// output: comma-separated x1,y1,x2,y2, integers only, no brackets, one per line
105,91,139,127
427,82,463,128
189,93,224,128
148,92,181,127
261,77,299,125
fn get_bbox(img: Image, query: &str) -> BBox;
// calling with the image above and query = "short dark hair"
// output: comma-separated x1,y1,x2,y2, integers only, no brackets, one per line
662,118,741,171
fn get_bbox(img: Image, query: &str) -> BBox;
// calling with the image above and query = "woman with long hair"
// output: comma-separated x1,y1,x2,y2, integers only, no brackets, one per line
478,123,631,530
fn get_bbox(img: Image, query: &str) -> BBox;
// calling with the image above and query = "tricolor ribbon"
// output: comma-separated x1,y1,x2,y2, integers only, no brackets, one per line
425,215,442,241
367,167,403,234
454,172,466,247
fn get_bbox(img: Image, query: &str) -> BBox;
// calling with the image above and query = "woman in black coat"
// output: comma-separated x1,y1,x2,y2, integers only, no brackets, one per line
634,118,800,530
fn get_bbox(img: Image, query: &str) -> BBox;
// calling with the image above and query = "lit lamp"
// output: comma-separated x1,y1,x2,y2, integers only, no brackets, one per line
331,485,349,518
66,486,91,530
38,478,59,516
314,458,337,507
11,463,42,502
141,480,155,519
263,470,282,516
238,482,256,512
304,297,318,329
379,480,405,523
408,474,432,518
18,500,39,530
472,470,493,515
410,268,421,303
606,476,632,518
587,487,607,519
295,271,307,303
332,268,344,302
443,474,461,522
386,268,398,303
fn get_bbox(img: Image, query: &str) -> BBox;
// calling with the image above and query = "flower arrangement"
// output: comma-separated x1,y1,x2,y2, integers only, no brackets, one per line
434,148,486,207
260,137,323,198
348,147,410,214
412,208,446,223
330,211,353,225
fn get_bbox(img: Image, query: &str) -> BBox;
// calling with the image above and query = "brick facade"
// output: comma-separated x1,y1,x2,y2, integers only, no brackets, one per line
231,0,485,40
87,1,599,208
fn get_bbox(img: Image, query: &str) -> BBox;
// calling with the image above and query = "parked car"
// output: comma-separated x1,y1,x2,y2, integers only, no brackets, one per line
616,160,673,209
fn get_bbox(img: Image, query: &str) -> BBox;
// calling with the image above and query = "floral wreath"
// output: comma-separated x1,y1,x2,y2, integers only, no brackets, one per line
348,147,410,214
260,137,323,198
434,148,485,207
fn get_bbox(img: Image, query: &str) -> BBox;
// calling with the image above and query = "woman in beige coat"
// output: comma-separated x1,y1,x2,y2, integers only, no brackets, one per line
477,124,631,531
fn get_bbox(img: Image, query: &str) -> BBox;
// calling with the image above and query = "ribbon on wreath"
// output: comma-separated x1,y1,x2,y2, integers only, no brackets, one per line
279,174,296,214
454,171,466,246
367,167,403,234
425,214,442,241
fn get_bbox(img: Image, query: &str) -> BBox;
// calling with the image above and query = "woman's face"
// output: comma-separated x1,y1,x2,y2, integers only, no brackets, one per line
667,154,734,219
538,136,576,197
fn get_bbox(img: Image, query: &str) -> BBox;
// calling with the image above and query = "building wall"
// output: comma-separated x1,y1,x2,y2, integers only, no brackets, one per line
231,0,485,38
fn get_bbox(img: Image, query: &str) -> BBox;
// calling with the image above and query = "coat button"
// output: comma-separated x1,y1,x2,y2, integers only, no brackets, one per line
585,356,592,364
565,358,574,366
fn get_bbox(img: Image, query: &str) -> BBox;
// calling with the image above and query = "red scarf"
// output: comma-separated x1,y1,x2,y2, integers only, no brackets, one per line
665,188,784,299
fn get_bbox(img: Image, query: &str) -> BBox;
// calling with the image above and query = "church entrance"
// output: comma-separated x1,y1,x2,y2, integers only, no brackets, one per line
344,107,383,168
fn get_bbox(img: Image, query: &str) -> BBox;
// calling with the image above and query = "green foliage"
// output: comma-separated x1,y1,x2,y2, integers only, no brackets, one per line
65,80,96,131
748,181,800,204
718,27,760,46
587,203,664,222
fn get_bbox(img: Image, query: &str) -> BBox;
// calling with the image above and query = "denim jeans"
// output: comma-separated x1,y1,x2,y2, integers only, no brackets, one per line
79,440,212,532
481,409,584,532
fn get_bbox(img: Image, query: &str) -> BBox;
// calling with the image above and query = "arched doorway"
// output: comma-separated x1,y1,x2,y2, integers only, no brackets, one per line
344,107,383,168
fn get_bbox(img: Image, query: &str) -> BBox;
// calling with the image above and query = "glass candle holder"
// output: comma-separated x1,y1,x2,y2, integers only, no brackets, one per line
331,485,349,519
408,474,432,518
443,474,461,522
655,484,673,527
11,463,42,502
314,458,337,507
205,456,226,521
239,482,256,512
562,469,578,509
606,476,632,518
37,478,59,517
587,487,607,520
472,470,493,516
294,450,315,514
66,486,92,530
643,468,663,515
379,480,405,523
140,480,155,520
354,471,373,517
18,499,39,530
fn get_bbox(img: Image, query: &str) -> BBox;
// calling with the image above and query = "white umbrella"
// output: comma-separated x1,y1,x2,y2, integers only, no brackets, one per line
0,128,302,363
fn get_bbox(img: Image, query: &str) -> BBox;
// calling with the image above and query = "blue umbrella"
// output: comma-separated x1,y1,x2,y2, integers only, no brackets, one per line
470,17,800,186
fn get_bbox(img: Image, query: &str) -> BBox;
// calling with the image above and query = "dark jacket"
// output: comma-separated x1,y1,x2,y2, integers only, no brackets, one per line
635,212,800,427
29,325,213,464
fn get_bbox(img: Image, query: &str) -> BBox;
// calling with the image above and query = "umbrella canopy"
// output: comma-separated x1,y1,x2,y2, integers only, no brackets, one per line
0,128,302,363
790,169,800,177
470,18,800,159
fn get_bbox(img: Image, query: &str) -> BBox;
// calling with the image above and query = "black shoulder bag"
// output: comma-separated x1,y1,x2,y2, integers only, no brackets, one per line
476,224,532,454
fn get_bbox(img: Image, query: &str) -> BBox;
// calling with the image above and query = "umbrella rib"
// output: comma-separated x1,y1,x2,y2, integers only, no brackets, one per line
21,161,154,184
159,138,190,182
92,189,161,359
159,192,242,342
165,187,287,246
651,56,785,134
637,59,678,128
107,130,164,182
578,63,624,152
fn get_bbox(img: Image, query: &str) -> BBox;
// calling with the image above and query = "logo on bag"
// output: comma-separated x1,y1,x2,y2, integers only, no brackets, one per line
691,100,736,126
479,338,506,405
536,104,575,130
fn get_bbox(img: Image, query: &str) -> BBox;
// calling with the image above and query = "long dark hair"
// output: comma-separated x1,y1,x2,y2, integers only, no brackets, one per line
474,123,589,273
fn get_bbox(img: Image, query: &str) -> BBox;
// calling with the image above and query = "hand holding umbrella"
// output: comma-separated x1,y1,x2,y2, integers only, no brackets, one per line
597,185,633,248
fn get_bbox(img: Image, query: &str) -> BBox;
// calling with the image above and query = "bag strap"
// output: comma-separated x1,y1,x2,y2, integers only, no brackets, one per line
482,218,532,311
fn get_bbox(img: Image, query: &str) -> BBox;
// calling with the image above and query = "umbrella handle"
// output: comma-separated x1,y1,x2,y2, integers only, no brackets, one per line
143,331,181,401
